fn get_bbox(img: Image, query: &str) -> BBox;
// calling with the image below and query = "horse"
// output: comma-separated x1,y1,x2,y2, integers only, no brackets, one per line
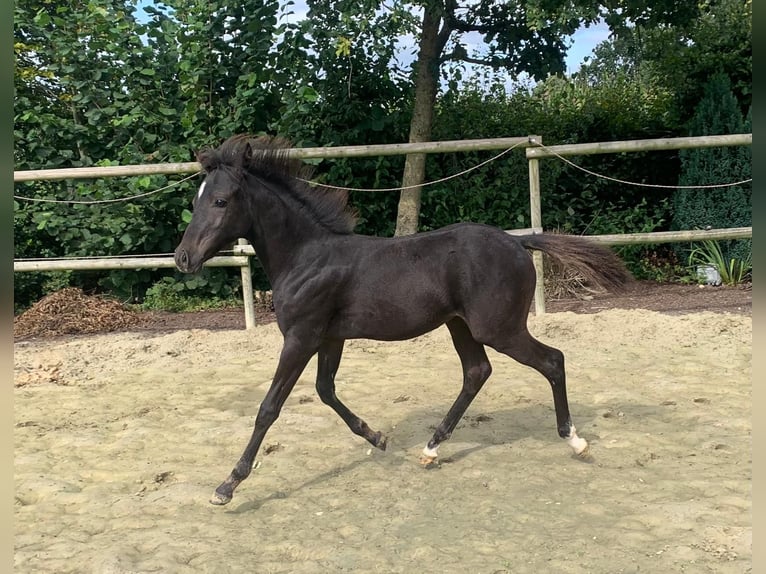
174,135,631,506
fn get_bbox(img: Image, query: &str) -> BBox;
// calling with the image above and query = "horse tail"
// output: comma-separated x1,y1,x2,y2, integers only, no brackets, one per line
519,233,632,294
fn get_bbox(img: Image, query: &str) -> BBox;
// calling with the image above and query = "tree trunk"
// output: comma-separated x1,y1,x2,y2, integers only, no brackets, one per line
394,8,444,236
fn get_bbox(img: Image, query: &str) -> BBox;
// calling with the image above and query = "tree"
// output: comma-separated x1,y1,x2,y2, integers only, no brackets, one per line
14,0,181,306
288,1,607,234
273,1,415,236
13,0,294,306
393,0,602,234
14,0,153,169
299,1,722,235
575,1,752,269
580,0,751,125
395,0,752,234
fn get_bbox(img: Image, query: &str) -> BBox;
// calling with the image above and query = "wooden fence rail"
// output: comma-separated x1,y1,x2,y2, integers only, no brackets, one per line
587,227,752,246
526,133,752,159
13,137,540,182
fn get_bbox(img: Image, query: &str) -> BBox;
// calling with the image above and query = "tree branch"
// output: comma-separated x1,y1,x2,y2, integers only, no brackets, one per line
441,52,495,66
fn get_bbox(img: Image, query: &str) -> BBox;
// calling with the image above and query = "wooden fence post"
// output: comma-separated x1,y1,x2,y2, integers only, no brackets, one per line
527,148,545,316
238,238,256,330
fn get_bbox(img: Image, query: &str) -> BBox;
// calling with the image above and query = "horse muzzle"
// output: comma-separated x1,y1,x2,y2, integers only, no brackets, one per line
174,247,200,274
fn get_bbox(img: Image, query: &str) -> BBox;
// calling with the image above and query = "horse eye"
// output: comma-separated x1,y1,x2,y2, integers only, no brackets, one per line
214,199,228,208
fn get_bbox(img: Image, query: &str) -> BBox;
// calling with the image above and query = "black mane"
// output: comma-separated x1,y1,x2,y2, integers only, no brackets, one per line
197,135,357,234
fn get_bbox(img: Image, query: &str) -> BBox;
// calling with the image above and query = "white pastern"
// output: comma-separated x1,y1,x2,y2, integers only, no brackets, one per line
197,180,207,199
565,424,589,455
421,444,439,459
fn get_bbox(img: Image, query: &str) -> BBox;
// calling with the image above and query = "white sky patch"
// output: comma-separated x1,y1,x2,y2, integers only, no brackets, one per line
565,20,611,73
278,0,309,25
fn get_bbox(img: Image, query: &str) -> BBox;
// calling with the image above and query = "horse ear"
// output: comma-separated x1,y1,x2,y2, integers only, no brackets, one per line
243,142,253,165
196,150,213,173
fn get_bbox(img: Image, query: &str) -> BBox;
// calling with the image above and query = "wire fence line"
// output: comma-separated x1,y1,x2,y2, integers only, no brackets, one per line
13,172,202,205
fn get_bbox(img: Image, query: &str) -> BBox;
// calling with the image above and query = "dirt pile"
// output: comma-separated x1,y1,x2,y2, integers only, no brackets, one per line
13,287,142,340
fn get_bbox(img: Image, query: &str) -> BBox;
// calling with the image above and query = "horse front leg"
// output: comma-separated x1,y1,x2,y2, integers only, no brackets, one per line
420,317,493,466
211,337,316,506
315,338,387,450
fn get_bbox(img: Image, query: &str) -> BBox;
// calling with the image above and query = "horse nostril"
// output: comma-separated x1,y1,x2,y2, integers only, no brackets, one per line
175,248,190,271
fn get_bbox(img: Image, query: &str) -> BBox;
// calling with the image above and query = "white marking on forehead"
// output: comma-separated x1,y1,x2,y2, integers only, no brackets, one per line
197,180,207,199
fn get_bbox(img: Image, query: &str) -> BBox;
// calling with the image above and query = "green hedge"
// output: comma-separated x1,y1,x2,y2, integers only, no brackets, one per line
671,74,752,264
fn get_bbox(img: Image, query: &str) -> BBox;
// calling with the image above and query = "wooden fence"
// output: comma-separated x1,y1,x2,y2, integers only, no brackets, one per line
524,133,752,314
14,133,752,324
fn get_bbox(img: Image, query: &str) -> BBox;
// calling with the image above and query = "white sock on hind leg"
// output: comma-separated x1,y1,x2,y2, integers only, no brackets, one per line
566,425,588,455
421,444,439,460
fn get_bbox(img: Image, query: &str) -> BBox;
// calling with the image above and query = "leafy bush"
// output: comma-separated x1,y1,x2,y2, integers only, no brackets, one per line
687,240,751,286
141,277,242,313
630,246,692,283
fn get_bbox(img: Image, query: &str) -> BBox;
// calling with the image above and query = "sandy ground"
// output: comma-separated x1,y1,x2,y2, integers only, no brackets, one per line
14,309,751,573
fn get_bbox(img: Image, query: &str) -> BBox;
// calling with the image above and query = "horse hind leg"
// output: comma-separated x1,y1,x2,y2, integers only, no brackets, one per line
493,330,590,458
315,338,387,450
420,317,493,466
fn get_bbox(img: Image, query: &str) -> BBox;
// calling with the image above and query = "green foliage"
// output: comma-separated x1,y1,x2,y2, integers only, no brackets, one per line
688,240,751,286
141,277,242,312
424,73,677,241
582,0,751,127
14,0,295,309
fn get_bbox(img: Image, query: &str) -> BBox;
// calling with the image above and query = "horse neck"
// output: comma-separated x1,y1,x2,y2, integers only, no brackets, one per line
243,176,334,284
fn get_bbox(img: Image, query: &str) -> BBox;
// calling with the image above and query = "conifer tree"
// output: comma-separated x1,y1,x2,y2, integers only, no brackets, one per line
672,73,751,263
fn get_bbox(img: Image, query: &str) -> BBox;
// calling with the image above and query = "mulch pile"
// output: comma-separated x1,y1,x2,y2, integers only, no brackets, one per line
543,255,597,300
14,287,143,340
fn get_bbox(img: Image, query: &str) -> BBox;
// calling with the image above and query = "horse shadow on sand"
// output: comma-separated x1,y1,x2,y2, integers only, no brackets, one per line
223,396,662,514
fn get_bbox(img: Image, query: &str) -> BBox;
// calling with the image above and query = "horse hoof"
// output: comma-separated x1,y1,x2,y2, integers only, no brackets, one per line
375,433,388,451
210,491,232,505
575,445,594,463
419,454,439,468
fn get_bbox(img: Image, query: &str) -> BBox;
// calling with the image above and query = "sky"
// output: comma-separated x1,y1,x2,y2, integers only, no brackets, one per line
565,21,611,72
443,22,612,75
